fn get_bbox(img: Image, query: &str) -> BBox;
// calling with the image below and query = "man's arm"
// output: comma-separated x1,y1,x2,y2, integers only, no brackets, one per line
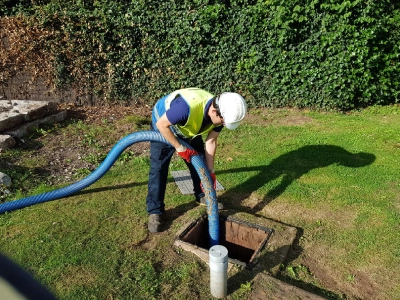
204,130,220,171
156,113,183,149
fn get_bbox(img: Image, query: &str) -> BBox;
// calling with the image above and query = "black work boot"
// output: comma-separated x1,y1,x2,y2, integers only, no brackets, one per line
148,214,162,233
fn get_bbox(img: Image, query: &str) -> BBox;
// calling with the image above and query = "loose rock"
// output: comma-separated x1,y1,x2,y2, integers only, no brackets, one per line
0,172,11,187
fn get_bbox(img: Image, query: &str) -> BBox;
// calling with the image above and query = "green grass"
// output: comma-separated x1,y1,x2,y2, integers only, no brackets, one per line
1,106,400,299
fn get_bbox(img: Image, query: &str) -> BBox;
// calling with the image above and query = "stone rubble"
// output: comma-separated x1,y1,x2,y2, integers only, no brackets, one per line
0,100,67,183
0,100,66,151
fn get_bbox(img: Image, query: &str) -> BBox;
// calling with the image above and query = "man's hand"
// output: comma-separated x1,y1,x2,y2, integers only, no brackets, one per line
176,146,198,163
210,172,217,190
200,170,217,191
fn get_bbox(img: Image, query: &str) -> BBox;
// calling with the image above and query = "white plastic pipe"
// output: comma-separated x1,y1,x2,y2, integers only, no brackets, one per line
209,245,228,298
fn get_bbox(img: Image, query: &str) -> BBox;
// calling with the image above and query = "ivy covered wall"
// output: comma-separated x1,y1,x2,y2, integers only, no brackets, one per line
1,0,399,109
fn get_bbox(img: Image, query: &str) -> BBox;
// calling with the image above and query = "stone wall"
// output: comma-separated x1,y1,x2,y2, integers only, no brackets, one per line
1,71,75,103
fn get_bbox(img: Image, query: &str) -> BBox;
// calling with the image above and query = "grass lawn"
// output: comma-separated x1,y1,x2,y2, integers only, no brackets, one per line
0,105,399,299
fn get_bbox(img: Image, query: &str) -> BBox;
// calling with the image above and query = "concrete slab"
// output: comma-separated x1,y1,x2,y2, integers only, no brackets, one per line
174,211,297,275
4,111,67,139
171,170,224,194
0,100,66,151
0,100,57,132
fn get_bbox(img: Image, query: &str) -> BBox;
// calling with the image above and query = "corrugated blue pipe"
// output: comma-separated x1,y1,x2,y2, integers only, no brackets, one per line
0,131,220,246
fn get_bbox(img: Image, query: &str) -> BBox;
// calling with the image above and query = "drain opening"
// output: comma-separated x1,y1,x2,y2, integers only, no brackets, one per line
178,215,274,269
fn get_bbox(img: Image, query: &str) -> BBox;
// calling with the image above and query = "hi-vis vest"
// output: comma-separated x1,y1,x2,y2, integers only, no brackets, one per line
152,88,216,138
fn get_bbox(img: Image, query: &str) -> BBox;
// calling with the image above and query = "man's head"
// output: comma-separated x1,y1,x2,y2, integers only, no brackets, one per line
212,92,247,130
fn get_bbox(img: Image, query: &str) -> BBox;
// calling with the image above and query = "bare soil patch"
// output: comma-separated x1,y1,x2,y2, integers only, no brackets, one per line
13,104,152,185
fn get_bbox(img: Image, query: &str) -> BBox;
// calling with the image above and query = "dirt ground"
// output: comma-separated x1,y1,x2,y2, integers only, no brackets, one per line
12,103,153,186
9,104,379,300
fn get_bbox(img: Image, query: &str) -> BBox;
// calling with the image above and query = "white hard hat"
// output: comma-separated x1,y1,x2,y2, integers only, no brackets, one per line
216,92,247,130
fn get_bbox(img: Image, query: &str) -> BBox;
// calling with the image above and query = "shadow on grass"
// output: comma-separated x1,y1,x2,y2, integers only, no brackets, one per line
219,144,376,212
218,145,375,299
67,145,375,299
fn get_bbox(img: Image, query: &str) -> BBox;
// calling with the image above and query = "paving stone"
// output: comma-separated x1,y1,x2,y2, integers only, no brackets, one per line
171,170,224,194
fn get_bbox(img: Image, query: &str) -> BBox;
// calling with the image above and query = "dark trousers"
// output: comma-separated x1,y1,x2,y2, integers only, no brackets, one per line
146,131,206,215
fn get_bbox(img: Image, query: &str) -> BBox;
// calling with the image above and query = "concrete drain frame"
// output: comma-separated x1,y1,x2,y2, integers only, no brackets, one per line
175,214,274,269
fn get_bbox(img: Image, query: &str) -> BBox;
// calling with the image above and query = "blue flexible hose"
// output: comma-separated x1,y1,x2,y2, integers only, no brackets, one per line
0,130,220,246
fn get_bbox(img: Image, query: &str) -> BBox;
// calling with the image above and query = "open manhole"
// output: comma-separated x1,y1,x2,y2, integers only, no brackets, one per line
177,215,274,269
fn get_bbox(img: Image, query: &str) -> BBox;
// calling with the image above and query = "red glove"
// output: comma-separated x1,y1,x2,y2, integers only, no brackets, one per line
177,147,198,163
201,171,217,191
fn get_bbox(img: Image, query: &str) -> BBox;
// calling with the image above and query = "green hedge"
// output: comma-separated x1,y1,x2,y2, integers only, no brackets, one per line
1,0,399,109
